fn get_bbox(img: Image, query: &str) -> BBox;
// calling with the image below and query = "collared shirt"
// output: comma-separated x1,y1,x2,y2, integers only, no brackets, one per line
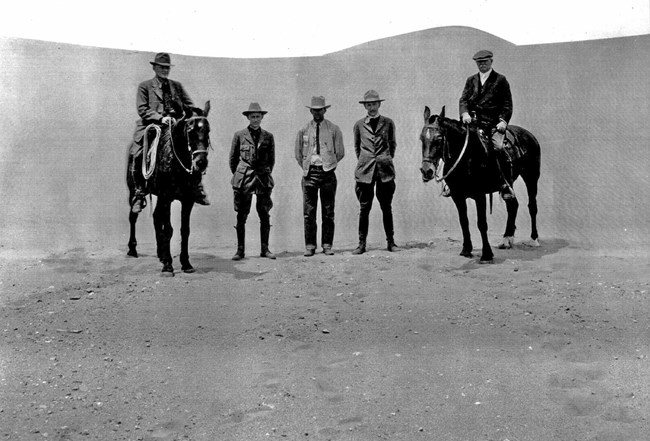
479,69,493,86
310,121,323,166
248,126,261,146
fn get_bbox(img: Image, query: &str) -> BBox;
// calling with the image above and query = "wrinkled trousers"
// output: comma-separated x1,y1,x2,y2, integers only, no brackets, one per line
354,178,396,244
302,166,337,249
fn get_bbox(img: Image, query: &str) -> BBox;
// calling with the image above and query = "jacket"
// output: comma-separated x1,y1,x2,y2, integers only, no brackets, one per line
132,77,194,143
229,127,275,192
295,119,345,176
459,70,513,127
353,115,396,183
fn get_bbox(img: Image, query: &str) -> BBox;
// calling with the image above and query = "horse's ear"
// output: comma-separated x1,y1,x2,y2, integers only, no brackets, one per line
424,106,431,122
440,106,446,119
203,100,211,117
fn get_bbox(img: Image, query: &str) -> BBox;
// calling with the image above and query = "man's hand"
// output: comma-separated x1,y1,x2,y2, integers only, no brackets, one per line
496,120,507,133
161,116,175,125
461,112,472,124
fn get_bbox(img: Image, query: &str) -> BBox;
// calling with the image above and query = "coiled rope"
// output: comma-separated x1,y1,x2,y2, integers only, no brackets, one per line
141,123,162,180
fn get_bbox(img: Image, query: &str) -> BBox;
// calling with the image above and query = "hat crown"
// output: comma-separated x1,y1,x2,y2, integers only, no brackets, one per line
362,90,381,102
243,102,267,115
152,52,172,66
472,50,493,61
309,96,328,109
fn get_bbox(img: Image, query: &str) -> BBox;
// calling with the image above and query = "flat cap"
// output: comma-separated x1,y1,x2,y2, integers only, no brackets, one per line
472,50,493,61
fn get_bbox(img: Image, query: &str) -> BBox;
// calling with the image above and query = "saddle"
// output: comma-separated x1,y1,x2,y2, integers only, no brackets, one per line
476,127,523,160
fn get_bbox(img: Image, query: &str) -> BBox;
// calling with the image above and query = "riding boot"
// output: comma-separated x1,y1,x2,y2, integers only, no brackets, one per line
383,211,401,252
352,213,368,255
130,153,148,214
260,225,276,259
232,223,245,261
497,150,515,200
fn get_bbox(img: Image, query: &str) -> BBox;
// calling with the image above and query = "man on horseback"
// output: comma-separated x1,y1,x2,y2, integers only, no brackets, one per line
129,52,210,213
459,50,515,200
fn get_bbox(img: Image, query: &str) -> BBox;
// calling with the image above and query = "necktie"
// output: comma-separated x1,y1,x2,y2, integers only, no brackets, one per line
316,122,320,155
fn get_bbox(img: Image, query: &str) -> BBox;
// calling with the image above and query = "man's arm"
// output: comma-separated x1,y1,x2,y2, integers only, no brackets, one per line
388,120,396,158
498,76,513,124
333,124,345,161
229,133,240,174
136,81,163,123
353,122,361,159
295,128,304,167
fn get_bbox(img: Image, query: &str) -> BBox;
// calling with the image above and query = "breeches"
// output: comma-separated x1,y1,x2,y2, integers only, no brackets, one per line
302,166,337,247
234,190,273,226
355,179,396,214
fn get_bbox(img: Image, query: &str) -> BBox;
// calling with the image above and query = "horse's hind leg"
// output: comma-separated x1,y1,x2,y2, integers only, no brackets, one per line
525,173,540,246
179,200,195,273
452,195,473,257
127,211,138,257
499,196,519,249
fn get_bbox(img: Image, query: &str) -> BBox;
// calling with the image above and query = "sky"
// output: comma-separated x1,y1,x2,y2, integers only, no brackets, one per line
1,0,649,58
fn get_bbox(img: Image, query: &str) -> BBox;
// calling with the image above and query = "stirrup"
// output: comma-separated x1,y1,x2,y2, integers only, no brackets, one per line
441,184,451,198
500,184,516,201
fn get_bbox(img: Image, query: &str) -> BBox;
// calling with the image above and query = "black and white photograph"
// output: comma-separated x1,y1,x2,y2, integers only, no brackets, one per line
1,1,649,439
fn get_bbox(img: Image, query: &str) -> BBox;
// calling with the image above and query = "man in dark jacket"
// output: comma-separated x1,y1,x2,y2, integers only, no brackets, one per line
229,103,276,260
129,52,209,213
352,90,400,255
459,50,515,200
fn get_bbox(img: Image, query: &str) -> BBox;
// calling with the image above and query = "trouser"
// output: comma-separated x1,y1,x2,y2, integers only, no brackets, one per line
233,189,273,248
354,178,396,244
302,166,337,249
491,130,512,184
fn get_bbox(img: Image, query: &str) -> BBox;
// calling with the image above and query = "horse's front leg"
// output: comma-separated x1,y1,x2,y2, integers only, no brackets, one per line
475,195,494,263
525,174,540,246
499,196,519,249
452,195,473,257
179,200,195,273
153,198,174,276
127,211,139,257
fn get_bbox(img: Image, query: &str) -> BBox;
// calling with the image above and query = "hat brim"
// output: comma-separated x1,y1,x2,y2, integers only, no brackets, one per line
242,111,268,116
359,99,385,104
150,62,174,67
306,105,331,110
473,57,493,61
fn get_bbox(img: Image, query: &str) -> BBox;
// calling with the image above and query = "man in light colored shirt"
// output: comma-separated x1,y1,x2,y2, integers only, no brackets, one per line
295,96,345,256
459,50,515,200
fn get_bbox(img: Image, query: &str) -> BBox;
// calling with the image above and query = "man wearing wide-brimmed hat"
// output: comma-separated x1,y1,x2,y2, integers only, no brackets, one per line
459,49,515,200
229,103,276,260
295,96,345,256
351,90,400,255
129,52,210,213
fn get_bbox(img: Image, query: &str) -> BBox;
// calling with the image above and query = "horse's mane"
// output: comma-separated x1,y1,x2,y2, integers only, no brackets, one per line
437,115,465,136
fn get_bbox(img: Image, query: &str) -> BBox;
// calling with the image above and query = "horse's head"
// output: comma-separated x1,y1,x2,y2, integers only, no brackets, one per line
420,105,446,183
177,101,211,174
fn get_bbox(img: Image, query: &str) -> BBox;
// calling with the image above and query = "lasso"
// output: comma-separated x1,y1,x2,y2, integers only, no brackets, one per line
141,124,161,180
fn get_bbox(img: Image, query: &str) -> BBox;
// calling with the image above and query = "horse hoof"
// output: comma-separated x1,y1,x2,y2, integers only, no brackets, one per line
497,237,514,249
460,250,473,258
479,258,494,264
525,239,541,247
127,249,138,258
182,266,195,274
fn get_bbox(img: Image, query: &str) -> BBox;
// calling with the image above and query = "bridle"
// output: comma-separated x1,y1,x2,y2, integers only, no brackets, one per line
422,118,470,182
169,116,212,175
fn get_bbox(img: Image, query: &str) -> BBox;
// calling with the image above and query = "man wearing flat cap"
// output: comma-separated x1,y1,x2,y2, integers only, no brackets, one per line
459,49,515,200
129,52,210,213
352,90,400,255
229,103,276,261
295,96,345,256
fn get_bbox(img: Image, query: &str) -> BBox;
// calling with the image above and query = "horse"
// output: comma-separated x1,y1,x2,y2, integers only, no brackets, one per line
126,101,211,275
419,106,541,263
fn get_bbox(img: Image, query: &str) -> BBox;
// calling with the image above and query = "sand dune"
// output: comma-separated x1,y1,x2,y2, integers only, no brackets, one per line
1,27,649,257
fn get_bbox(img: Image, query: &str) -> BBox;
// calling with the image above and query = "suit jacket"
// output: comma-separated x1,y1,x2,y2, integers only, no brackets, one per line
459,70,512,127
295,119,345,176
353,115,396,183
132,77,194,144
230,127,275,192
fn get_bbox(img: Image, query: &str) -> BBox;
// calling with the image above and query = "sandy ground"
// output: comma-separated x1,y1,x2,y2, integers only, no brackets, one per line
1,232,649,440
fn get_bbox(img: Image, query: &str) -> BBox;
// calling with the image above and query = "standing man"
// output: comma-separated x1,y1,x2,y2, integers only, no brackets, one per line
352,90,400,255
129,52,210,213
295,96,345,256
229,103,276,261
459,49,515,200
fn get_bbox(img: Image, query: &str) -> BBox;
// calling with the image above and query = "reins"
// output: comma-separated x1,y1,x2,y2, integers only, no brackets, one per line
435,125,470,182
169,116,211,175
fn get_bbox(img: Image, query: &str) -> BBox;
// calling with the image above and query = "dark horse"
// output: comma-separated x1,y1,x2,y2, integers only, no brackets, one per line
126,101,211,275
420,106,541,262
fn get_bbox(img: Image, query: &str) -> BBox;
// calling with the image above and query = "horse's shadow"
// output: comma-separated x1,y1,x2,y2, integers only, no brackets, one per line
457,237,570,270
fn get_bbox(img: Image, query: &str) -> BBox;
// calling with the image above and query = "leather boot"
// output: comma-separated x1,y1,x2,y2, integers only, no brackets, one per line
353,213,369,255
260,225,276,259
232,224,245,261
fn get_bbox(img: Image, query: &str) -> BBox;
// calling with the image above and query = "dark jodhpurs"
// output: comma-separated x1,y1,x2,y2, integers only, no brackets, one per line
354,178,396,244
302,166,337,249
233,189,273,249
